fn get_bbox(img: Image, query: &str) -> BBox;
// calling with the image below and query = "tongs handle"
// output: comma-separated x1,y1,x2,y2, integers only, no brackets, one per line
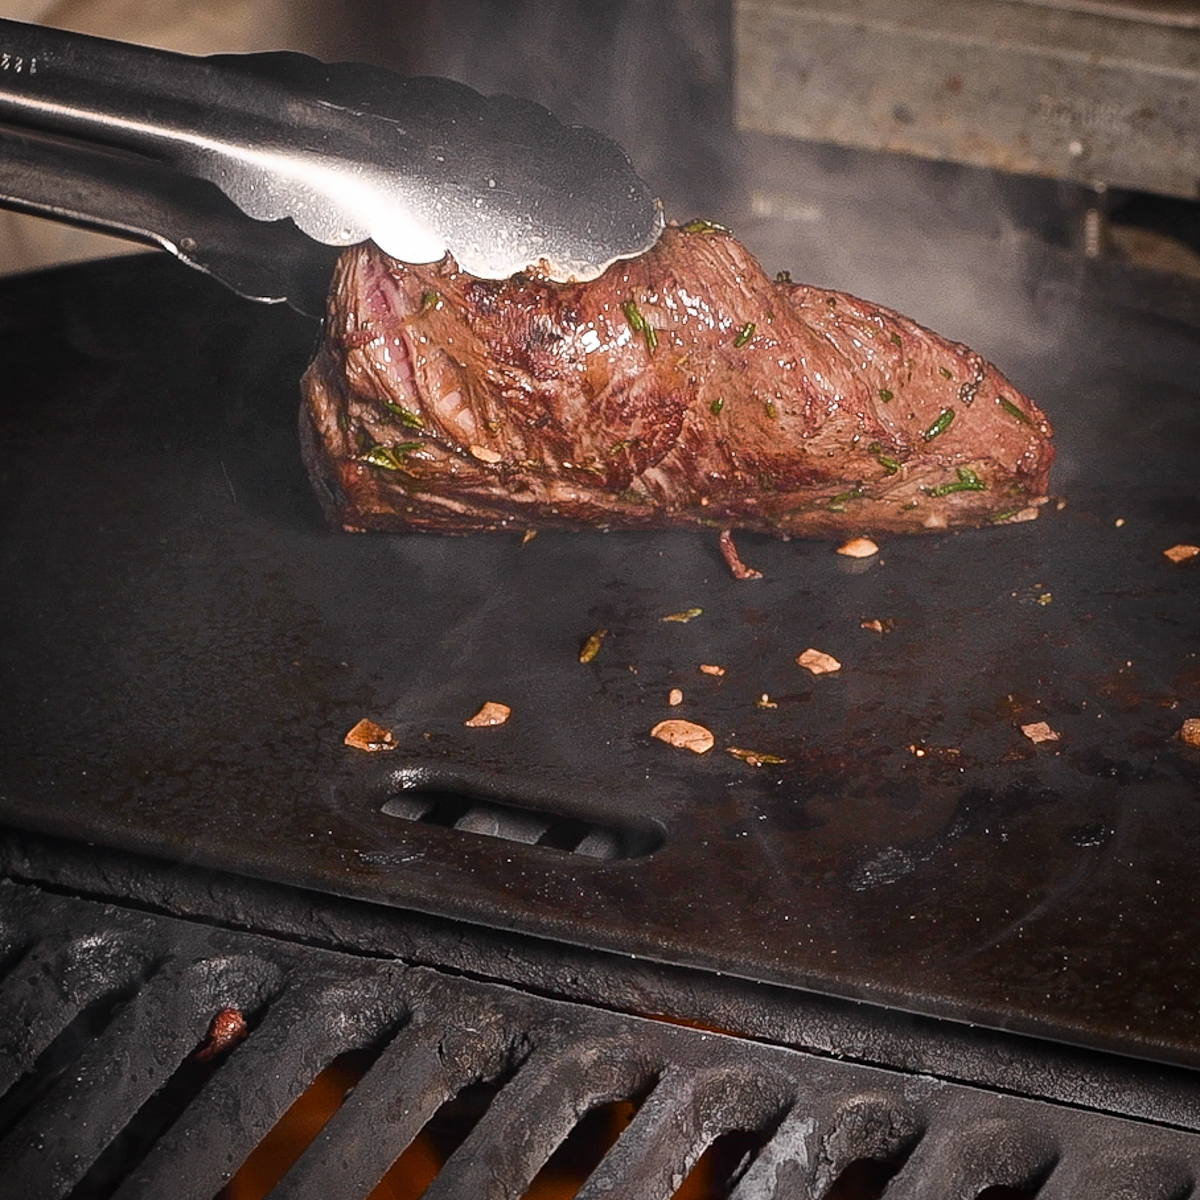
0,20,247,146
0,19,662,289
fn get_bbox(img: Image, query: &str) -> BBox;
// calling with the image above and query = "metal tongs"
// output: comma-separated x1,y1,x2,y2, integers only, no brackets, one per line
0,19,663,315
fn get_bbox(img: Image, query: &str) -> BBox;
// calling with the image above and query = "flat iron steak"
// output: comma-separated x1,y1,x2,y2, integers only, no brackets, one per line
300,223,1053,552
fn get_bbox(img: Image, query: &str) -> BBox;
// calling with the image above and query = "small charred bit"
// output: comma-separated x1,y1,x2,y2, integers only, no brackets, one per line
300,224,1054,571
719,529,762,581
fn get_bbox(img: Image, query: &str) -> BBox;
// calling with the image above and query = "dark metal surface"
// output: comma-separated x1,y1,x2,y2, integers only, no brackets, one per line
6,878,1200,1200
1,250,1199,1069
0,18,662,281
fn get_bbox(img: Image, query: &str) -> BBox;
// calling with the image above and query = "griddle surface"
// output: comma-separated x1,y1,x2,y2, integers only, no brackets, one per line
2,253,1198,1065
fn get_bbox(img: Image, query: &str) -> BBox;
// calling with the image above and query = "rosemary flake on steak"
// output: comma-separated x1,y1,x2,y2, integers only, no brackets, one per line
300,223,1053,563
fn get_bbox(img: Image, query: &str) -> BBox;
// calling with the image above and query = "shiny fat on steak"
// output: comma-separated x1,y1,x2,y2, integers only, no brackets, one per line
300,224,1053,543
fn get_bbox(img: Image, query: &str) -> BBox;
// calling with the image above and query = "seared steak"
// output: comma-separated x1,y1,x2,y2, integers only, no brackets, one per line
300,223,1053,546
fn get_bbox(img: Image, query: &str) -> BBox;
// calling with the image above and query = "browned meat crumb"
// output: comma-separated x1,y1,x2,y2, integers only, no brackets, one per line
1021,720,1060,744
796,648,841,675
668,688,684,706
651,719,714,753
1164,544,1200,563
344,718,396,751
837,537,879,558
195,1008,248,1060
465,701,511,727
1180,718,1200,748
699,663,725,676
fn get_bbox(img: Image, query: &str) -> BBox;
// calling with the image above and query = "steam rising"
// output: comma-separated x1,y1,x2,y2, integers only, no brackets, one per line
384,2,1076,370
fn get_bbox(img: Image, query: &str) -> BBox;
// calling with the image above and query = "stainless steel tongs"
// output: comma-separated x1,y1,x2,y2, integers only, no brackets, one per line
0,19,663,315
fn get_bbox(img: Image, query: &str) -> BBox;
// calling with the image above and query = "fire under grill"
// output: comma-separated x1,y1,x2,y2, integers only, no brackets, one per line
4,876,1200,1200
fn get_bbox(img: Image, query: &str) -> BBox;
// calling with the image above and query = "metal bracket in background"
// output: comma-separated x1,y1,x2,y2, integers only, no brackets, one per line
735,0,1200,199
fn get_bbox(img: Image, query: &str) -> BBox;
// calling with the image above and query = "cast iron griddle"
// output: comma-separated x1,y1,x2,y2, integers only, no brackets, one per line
1,251,1198,1066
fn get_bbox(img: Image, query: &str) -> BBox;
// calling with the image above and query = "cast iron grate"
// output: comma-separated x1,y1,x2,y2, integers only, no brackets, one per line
2,879,1200,1200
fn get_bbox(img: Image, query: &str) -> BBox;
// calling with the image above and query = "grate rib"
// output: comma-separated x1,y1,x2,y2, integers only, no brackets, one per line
0,931,149,1098
268,984,513,1200
728,1097,841,1200
111,970,402,1200
420,1036,656,1200
1034,1146,1195,1200
573,1066,706,1200
882,1106,1057,1200
575,1061,786,1200
0,953,264,1200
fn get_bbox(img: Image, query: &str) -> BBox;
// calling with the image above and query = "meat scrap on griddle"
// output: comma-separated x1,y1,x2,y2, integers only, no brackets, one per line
300,222,1053,558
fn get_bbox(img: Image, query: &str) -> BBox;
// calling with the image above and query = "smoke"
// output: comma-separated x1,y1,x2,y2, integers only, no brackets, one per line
365,0,1078,368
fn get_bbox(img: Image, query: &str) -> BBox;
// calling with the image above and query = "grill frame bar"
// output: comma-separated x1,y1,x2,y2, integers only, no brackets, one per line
4,871,1200,1200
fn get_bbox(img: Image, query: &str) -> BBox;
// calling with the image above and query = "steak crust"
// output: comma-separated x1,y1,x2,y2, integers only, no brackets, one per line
300,224,1053,539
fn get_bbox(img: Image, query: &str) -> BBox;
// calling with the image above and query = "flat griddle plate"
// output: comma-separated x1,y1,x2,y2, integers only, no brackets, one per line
2,253,1198,1066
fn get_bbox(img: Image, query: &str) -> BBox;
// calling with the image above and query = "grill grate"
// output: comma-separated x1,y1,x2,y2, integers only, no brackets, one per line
2,879,1200,1200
